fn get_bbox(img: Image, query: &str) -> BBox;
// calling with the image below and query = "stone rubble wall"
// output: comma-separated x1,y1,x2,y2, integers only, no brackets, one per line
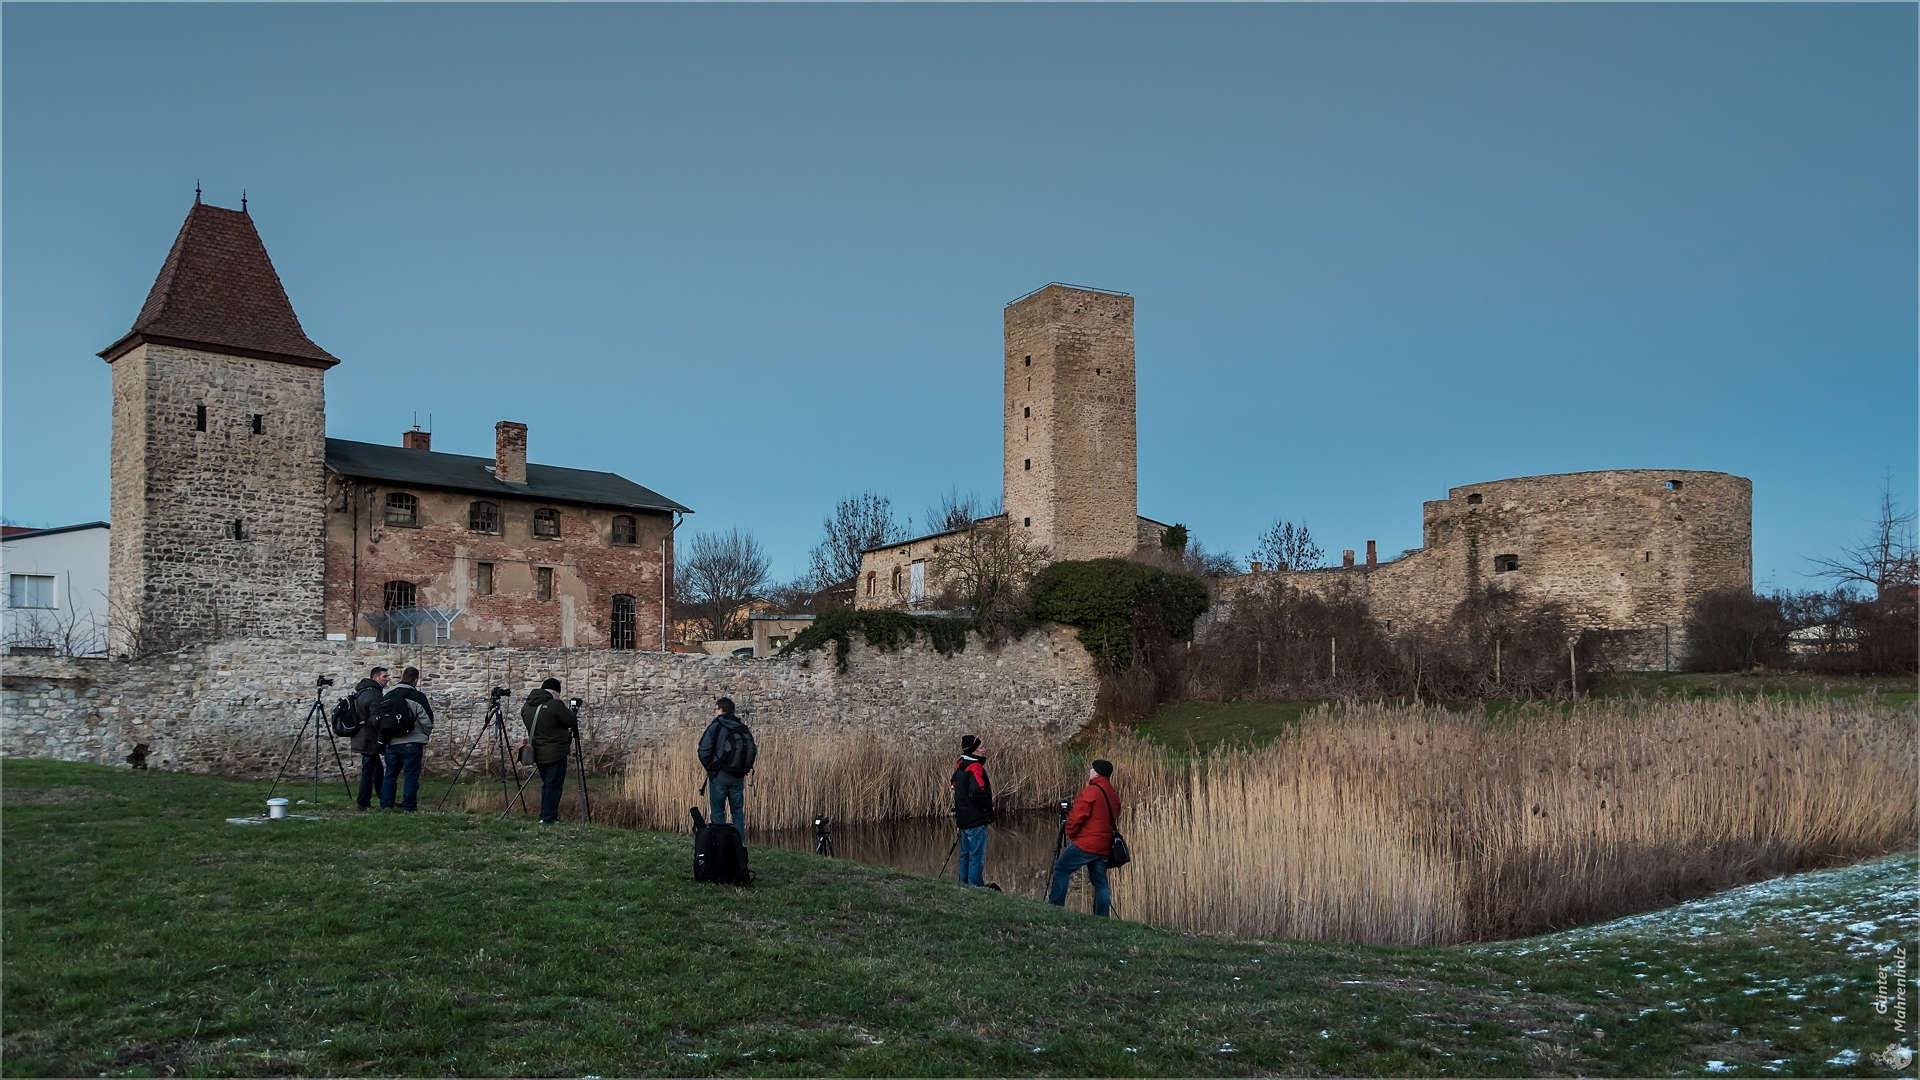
2,625,1099,780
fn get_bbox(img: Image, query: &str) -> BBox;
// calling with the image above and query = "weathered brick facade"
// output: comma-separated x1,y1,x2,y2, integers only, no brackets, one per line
323,470,675,649
1228,470,1753,668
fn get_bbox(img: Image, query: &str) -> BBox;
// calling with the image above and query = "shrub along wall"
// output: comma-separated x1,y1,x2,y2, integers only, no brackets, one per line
1,626,1100,780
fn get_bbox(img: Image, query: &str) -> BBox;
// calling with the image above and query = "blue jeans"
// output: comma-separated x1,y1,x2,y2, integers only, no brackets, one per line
537,758,569,823
1048,842,1112,916
708,772,744,834
957,825,988,886
380,743,424,811
356,753,384,809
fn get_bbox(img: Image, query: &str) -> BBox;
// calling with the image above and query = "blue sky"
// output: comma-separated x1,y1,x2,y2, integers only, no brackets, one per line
4,4,1913,591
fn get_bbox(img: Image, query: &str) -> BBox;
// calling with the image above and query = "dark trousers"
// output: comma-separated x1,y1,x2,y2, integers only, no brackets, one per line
1048,842,1112,917
708,771,745,834
537,758,569,823
356,752,384,809
380,742,424,811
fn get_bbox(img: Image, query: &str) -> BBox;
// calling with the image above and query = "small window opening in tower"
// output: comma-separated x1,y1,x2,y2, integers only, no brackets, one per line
1467,493,1483,505
232,519,245,541
195,405,207,432
1644,551,1652,563
1024,356,1031,366
251,414,263,435
1023,406,1030,418
1024,459,1031,470
1666,479,1682,491
1095,368,1102,375
1023,518,1031,527
1494,554,1520,573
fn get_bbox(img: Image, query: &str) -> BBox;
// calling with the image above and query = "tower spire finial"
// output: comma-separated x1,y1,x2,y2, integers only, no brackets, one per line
241,189,247,213
195,180,201,204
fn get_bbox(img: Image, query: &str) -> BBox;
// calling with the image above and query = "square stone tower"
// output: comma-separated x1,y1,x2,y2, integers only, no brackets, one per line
98,201,337,655
1003,284,1138,562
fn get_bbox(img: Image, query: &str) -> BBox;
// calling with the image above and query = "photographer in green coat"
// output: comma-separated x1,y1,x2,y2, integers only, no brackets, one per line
520,678,578,824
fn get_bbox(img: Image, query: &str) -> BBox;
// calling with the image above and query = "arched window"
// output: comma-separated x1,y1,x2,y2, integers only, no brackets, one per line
865,571,876,597
612,515,637,545
383,580,417,610
533,508,561,538
611,594,637,650
468,501,500,533
891,567,902,595
384,492,419,527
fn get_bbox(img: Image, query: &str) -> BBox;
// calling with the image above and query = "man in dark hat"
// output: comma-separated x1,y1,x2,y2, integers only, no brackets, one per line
520,677,578,824
951,734,995,887
1048,759,1119,916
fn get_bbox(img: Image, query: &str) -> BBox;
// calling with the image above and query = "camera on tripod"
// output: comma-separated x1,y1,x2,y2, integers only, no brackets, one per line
490,686,511,699
1057,798,1072,817
316,676,335,687
812,815,835,856
568,697,583,710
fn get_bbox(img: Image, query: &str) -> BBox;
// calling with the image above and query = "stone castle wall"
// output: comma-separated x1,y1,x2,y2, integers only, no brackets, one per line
1227,470,1752,668
1004,286,1138,563
109,344,329,654
2,624,1100,780
324,476,674,649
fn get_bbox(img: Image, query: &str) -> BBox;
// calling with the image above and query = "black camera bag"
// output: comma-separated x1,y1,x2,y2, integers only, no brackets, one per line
373,694,416,740
689,807,753,885
327,697,362,739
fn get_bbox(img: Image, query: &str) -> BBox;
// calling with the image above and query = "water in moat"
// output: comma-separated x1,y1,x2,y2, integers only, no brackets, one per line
755,809,1072,899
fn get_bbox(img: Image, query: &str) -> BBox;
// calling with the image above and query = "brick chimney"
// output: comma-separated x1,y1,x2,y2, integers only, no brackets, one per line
495,421,528,484
1342,549,1356,568
1366,539,1378,568
402,428,431,451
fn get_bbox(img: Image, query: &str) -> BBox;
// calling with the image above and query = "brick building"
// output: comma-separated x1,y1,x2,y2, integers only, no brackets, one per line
101,199,690,654
857,284,1170,610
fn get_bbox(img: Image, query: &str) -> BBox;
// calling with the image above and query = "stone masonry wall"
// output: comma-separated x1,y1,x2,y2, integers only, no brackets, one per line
1004,286,1138,563
2,624,1100,780
109,343,329,654
1223,470,1752,669
324,475,674,649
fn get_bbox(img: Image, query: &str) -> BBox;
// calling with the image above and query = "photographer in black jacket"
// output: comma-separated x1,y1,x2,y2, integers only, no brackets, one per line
951,734,994,887
520,678,578,824
348,666,389,810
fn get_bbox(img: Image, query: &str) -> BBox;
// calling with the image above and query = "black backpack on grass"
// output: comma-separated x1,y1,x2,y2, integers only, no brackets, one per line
327,697,361,739
689,807,752,886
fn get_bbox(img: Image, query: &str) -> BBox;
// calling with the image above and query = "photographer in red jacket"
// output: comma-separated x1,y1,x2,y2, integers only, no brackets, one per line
1047,759,1119,917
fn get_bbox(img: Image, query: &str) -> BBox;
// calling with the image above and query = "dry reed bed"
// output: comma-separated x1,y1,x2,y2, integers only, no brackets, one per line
478,697,1915,946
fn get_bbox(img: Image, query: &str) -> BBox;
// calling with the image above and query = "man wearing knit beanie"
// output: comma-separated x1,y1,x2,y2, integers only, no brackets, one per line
1048,758,1120,916
950,734,995,887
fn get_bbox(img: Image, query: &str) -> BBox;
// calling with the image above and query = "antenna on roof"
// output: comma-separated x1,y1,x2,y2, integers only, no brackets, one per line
241,189,248,213
195,180,202,204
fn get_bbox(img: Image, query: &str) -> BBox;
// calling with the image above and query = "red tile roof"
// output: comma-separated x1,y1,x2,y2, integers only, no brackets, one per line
98,202,339,369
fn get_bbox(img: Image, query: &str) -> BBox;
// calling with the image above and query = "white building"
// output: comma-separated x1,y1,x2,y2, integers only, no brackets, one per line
2,522,110,656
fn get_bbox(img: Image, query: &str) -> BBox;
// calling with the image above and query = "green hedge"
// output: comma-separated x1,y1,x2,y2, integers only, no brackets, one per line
1030,558,1210,669
782,608,971,672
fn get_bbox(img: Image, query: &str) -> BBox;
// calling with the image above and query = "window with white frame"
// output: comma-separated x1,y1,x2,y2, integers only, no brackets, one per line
8,575,55,609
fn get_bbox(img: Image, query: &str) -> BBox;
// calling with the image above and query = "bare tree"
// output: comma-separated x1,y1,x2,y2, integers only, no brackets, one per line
1253,519,1325,572
925,486,998,535
930,516,1049,637
1810,482,1920,600
806,491,909,589
676,528,771,641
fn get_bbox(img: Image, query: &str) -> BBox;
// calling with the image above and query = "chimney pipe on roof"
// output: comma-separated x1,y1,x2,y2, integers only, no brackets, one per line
402,428,431,451
1342,549,1356,568
1366,540,1378,568
496,421,528,484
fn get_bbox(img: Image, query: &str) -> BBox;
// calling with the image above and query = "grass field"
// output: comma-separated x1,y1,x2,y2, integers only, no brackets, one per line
5,759,1912,1077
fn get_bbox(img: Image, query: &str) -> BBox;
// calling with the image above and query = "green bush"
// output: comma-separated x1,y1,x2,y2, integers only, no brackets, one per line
1030,558,1210,668
783,608,970,672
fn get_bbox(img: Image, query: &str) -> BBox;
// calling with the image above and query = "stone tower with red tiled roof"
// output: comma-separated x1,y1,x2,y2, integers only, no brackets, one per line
100,201,335,654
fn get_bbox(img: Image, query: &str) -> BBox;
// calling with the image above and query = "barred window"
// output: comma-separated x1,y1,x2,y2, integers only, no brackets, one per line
533,508,560,538
383,580,417,610
384,492,419,527
612,515,638,545
611,594,636,649
469,501,500,533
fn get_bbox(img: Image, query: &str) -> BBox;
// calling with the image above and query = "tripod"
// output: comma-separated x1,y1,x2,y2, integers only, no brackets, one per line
813,816,836,857
267,680,353,807
436,692,527,814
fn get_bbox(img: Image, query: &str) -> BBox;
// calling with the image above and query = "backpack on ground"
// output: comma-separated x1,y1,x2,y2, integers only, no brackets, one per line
689,807,753,886
715,721,758,777
373,694,416,740
327,697,362,739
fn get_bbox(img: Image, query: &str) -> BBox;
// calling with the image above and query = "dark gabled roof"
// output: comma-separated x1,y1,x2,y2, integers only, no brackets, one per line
325,439,692,515
0,521,111,543
99,202,339,369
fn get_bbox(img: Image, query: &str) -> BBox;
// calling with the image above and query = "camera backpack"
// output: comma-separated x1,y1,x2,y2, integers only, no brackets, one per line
689,807,753,886
327,697,362,739
715,721,758,777
372,694,416,740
